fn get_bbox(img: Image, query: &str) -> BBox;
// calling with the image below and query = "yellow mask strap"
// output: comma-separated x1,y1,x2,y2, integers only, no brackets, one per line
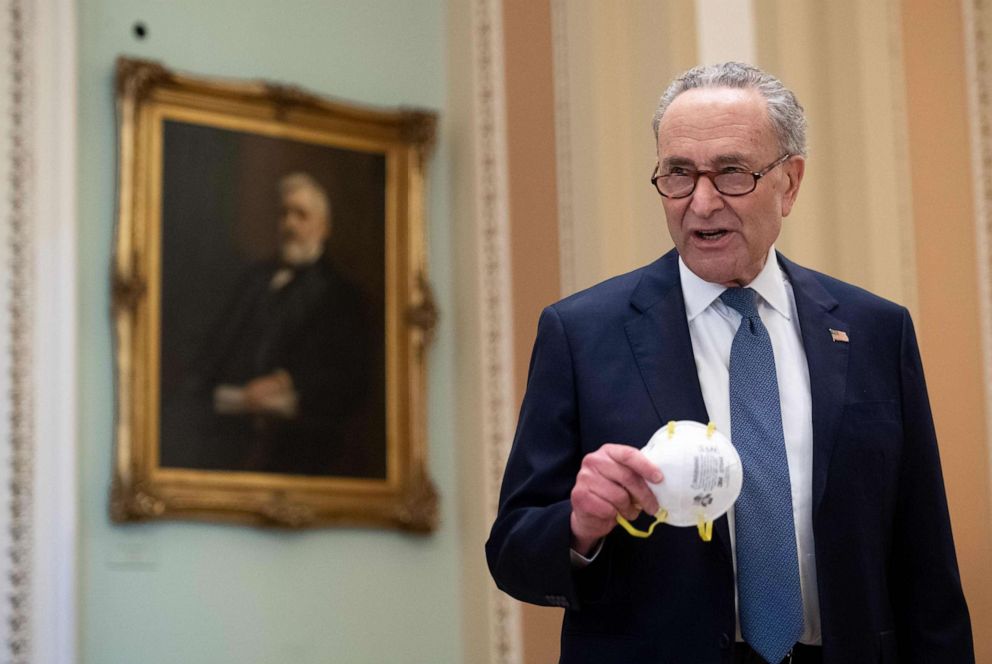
616,509,668,538
697,516,713,542
616,512,713,542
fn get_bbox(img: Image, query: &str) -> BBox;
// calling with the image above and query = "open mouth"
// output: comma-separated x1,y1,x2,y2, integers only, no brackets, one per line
695,229,728,241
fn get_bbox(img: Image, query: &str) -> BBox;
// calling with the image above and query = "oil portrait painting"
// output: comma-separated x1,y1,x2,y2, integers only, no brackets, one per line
111,58,438,530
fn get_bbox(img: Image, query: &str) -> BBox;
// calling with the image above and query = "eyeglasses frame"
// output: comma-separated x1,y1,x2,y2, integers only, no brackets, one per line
650,153,793,199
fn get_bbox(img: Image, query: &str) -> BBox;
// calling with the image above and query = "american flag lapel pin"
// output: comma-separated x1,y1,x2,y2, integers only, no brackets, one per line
829,328,850,343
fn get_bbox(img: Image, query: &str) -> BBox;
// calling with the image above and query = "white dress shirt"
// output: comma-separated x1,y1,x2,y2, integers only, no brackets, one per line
680,247,820,645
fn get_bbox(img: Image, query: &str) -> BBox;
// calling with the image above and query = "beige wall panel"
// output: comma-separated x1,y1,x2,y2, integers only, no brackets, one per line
504,0,561,387
502,3,564,662
555,0,697,295
695,0,757,63
966,8,992,650
904,0,992,658
755,0,917,313
753,1,832,270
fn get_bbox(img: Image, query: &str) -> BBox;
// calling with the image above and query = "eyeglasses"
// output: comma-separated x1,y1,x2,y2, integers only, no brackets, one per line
650,154,792,199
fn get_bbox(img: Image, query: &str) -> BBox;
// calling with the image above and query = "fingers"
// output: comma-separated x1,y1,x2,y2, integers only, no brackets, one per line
603,444,664,484
569,444,663,543
591,444,663,516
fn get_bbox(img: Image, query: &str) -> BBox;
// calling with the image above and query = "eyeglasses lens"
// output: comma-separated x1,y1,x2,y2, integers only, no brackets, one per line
712,172,755,195
656,172,757,198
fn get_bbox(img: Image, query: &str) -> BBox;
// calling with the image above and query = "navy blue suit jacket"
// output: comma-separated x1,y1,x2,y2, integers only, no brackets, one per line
486,250,973,663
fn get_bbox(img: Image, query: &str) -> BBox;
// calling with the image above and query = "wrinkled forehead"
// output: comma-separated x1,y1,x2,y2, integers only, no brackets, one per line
656,87,777,163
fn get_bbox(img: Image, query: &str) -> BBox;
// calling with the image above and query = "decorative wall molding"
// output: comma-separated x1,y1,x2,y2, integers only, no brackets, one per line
1,0,78,662
3,0,35,658
963,0,992,518
473,0,523,662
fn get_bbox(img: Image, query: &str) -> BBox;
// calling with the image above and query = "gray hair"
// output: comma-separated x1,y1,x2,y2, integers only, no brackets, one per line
651,62,807,157
279,172,332,221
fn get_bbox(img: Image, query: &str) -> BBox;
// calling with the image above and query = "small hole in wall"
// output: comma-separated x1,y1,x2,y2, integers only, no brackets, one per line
133,22,148,40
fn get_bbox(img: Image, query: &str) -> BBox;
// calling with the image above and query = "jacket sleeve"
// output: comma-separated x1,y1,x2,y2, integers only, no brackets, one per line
485,306,605,609
891,309,974,661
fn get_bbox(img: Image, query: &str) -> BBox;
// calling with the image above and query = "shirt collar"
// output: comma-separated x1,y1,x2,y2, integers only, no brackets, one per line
678,246,792,321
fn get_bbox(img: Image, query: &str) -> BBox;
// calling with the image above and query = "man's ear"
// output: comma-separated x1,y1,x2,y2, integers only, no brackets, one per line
780,156,805,217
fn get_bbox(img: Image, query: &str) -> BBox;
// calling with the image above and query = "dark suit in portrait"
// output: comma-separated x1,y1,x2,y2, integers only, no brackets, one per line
160,172,383,479
190,256,370,476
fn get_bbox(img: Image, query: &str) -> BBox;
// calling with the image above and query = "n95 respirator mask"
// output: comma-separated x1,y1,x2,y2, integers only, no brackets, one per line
616,420,742,541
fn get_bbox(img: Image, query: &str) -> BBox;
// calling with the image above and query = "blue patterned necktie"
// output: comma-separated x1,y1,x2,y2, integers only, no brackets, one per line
720,287,803,664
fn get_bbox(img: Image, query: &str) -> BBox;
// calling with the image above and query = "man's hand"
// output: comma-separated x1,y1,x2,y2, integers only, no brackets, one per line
243,369,299,417
570,444,663,556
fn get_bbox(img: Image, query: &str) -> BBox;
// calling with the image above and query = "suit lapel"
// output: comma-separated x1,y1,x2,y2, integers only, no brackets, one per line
624,251,732,557
778,254,849,517
625,252,709,424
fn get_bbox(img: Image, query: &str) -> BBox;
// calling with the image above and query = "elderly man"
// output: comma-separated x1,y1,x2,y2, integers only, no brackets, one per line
486,63,973,663
184,172,370,476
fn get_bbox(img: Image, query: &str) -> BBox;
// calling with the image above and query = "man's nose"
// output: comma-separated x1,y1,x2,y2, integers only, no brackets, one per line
688,175,725,217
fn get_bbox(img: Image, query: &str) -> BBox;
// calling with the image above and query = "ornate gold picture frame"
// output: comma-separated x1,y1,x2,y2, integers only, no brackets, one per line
110,57,438,531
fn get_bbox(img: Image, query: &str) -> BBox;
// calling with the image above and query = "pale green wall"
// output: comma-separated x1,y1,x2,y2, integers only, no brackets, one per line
78,2,462,662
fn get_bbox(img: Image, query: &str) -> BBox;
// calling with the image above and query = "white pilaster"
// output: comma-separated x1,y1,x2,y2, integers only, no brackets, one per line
473,0,523,662
1,0,78,662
